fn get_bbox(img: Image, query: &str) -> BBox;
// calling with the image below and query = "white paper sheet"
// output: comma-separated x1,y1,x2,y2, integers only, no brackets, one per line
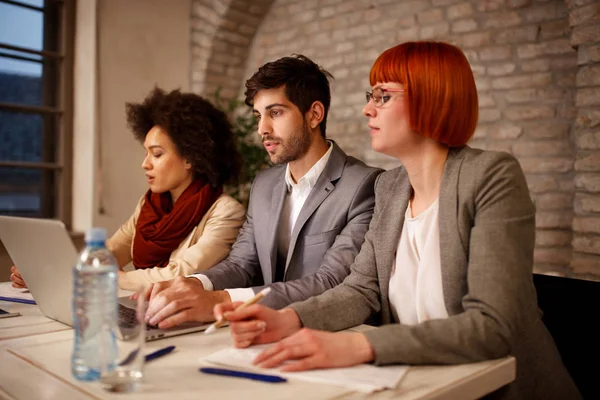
201,344,409,393
0,282,35,301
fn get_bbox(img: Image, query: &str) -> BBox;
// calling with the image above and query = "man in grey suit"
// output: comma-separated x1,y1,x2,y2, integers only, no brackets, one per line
144,54,382,328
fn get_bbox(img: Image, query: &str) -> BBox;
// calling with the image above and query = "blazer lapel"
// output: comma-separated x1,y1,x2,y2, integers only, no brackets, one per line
378,169,412,312
284,142,345,272
265,174,287,284
438,147,467,316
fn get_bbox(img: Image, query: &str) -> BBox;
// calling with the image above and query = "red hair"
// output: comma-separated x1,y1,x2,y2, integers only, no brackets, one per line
369,41,478,147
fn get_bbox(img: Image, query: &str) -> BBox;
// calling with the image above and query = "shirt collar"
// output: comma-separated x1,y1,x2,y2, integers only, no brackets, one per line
284,140,334,191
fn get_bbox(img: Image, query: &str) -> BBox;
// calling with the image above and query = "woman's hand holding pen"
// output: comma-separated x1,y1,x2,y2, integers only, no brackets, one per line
214,303,301,348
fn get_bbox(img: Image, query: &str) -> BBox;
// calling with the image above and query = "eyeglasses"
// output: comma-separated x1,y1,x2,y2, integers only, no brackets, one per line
365,88,406,107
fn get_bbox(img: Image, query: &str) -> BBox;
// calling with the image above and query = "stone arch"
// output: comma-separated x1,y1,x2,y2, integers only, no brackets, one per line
190,0,274,101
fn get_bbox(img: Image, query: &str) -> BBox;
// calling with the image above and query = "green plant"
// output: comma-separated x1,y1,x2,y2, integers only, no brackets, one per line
213,89,270,207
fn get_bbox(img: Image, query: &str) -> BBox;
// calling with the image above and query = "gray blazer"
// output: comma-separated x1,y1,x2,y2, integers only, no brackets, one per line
203,141,382,309
291,146,580,400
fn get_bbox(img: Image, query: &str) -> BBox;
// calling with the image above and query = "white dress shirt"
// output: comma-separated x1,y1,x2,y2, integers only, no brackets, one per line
388,198,448,325
194,142,334,303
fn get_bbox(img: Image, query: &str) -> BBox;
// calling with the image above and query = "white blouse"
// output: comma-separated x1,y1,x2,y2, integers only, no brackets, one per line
388,198,448,325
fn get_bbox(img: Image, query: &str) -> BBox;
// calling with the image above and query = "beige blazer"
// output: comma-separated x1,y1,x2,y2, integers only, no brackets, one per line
107,193,245,291
291,146,580,400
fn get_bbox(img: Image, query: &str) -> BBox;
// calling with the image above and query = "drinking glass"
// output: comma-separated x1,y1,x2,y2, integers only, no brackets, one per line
100,287,146,392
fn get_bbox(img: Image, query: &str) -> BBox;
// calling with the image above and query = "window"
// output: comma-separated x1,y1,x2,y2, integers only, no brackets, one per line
0,0,74,226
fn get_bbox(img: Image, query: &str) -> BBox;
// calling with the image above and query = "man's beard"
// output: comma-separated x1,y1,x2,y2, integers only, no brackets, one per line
265,121,312,165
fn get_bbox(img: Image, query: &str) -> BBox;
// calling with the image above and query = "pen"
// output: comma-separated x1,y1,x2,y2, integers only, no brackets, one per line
199,367,287,383
145,345,176,363
204,287,272,335
0,296,36,305
120,345,176,366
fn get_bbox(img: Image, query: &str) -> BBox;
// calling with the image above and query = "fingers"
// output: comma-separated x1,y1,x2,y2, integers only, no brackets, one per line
230,320,266,346
255,343,310,369
149,282,169,302
252,328,325,369
213,301,243,321
11,266,25,281
253,340,287,365
130,286,142,301
10,266,23,280
145,277,213,326
140,284,153,300
225,304,266,322
235,340,253,348
280,356,320,372
146,293,182,325
13,275,26,287
156,308,193,330
229,319,266,335
9,271,27,288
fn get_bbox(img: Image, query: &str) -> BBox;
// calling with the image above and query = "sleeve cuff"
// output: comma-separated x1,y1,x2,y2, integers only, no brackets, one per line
225,287,256,303
189,274,214,291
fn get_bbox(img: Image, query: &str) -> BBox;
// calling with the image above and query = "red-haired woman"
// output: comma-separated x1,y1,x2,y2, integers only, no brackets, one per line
214,42,580,399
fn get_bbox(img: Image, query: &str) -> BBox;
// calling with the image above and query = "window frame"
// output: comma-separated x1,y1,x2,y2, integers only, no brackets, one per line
0,0,75,228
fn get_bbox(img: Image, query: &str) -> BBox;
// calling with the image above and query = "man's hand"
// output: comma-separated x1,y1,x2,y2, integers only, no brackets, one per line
253,329,375,372
135,279,175,302
9,266,27,289
144,276,230,329
128,277,174,302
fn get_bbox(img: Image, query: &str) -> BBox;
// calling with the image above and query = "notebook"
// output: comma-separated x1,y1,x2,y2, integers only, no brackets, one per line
201,344,409,393
0,215,210,340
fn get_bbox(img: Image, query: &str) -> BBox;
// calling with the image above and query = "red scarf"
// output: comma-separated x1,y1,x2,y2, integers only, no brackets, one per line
132,179,223,269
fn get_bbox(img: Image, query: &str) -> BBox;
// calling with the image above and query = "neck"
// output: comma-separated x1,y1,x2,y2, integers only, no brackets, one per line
169,178,193,204
288,136,329,183
400,141,449,205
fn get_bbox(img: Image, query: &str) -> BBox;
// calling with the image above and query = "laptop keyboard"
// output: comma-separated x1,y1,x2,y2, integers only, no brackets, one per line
118,304,158,331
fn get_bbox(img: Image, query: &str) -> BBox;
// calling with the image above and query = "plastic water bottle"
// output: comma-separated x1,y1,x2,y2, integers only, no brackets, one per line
71,227,119,381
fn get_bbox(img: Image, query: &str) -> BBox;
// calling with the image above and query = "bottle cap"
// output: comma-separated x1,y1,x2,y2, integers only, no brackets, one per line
85,227,107,243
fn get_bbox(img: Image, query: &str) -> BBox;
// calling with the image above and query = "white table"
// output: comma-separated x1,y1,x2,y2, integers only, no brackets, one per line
0,298,70,342
0,302,516,400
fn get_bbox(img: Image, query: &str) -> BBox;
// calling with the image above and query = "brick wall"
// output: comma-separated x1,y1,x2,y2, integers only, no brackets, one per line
566,0,600,277
190,0,600,279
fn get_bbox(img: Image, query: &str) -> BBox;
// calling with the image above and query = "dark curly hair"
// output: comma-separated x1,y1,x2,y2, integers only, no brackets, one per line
244,54,333,138
126,87,241,187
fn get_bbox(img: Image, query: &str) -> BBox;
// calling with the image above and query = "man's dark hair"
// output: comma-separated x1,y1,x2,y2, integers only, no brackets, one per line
244,54,334,138
126,87,241,187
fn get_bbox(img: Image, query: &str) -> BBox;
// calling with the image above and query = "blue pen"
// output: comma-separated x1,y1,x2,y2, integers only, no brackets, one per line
119,345,176,366
199,367,287,383
145,345,176,363
0,296,36,305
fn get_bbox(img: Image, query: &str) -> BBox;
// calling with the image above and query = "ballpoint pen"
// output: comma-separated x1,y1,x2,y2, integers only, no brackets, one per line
119,345,176,366
204,287,272,334
145,345,176,363
199,367,287,383
0,296,36,305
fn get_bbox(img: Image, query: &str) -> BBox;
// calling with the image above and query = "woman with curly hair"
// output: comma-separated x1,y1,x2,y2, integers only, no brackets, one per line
109,87,245,290
10,87,246,291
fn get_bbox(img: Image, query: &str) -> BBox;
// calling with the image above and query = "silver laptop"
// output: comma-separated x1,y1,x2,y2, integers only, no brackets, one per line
0,215,210,341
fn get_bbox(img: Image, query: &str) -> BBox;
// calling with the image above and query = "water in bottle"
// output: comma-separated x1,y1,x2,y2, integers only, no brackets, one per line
71,227,119,381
